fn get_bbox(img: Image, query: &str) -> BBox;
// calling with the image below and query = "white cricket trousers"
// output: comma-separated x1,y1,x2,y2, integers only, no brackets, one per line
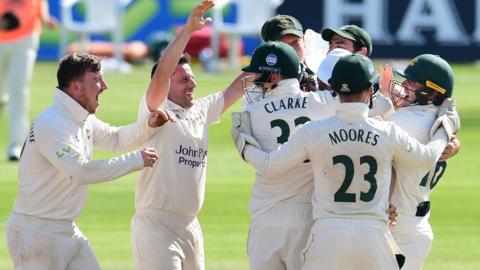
5,212,100,270
301,218,400,270
131,209,204,270
0,34,39,153
248,202,313,270
391,215,433,270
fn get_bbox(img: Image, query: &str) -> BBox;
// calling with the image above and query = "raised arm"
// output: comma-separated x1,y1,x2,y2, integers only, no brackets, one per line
146,0,214,111
221,72,248,113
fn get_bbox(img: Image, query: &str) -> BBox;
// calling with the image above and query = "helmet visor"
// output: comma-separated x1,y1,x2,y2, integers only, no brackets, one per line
241,74,274,104
388,73,418,109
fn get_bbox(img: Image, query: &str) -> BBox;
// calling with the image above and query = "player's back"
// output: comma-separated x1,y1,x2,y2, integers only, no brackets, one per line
243,79,335,215
302,103,440,222
307,108,396,222
294,103,405,270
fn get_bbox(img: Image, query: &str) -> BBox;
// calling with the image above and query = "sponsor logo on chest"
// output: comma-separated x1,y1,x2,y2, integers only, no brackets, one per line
175,144,208,168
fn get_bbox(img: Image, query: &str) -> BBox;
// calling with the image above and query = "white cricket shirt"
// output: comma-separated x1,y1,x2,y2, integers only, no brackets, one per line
13,89,155,221
135,92,224,217
245,103,448,222
386,105,441,216
243,79,336,217
369,93,395,117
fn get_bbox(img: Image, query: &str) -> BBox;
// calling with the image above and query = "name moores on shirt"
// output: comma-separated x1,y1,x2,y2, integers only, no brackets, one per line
264,97,307,113
329,128,379,146
175,144,207,168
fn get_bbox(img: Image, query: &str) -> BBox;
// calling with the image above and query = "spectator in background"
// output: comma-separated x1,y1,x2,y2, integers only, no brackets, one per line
0,0,57,161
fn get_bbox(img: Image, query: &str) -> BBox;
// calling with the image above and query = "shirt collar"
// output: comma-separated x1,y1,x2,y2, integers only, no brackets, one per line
54,88,90,124
335,102,370,120
268,78,301,96
166,99,189,112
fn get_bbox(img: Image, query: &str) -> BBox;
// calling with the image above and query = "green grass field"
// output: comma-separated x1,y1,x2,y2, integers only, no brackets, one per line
0,61,479,270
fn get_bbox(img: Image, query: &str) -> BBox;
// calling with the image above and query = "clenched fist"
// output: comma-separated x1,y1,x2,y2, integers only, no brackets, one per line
140,148,159,167
148,110,175,127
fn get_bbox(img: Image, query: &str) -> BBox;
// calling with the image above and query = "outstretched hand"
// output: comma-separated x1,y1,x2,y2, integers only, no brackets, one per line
379,64,393,98
185,0,214,33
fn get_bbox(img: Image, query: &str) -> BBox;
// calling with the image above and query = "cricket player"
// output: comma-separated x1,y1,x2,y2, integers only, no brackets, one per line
386,54,459,269
240,41,336,270
130,1,245,269
5,53,166,269
319,24,394,118
233,54,458,269
321,25,372,57
261,14,318,91
240,43,398,270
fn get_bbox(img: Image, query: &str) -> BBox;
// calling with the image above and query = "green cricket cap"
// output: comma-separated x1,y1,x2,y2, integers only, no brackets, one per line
261,15,304,42
329,54,377,94
242,41,300,78
321,25,373,56
396,54,454,97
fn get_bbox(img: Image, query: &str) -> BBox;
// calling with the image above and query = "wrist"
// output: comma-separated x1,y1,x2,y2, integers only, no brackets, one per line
181,26,195,35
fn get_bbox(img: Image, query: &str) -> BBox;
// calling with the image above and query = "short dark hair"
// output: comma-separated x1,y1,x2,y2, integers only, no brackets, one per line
353,41,364,53
57,53,101,90
150,53,191,79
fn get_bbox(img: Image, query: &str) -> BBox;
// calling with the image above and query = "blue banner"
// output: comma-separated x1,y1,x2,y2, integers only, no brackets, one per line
40,0,479,61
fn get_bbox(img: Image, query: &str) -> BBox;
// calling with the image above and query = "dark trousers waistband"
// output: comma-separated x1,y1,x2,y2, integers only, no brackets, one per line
415,201,430,217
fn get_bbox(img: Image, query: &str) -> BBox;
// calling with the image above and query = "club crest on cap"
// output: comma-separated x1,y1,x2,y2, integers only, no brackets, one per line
368,63,375,75
340,84,350,92
409,57,418,67
266,54,278,66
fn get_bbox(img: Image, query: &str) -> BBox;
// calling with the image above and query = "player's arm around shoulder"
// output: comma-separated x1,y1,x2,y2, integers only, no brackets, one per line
439,134,460,161
244,122,312,176
390,121,448,168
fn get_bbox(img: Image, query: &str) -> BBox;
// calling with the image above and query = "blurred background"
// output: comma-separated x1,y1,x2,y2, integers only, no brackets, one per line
38,0,480,64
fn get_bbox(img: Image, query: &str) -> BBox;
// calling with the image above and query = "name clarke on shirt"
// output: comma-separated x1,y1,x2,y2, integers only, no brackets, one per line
264,97,307,113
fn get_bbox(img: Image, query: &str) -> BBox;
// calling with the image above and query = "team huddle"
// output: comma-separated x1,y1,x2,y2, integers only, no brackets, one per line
5,1,460,270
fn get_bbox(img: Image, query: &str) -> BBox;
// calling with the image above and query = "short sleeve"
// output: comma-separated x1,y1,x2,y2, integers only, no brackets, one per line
197,92,224,126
